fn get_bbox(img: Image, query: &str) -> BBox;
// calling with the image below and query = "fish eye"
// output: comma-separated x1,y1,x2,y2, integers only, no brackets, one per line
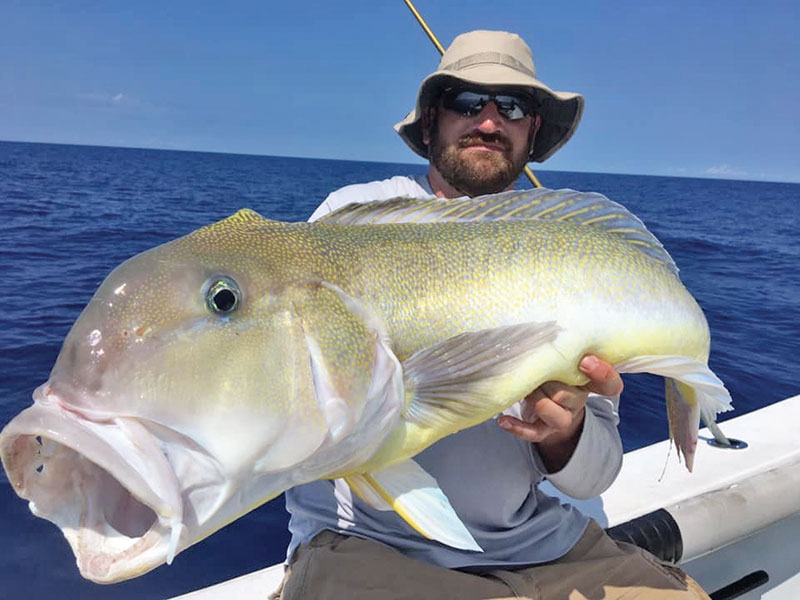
206,277,241,315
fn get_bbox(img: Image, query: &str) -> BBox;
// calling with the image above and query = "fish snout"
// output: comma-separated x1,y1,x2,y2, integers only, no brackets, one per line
49,322,149,407
50,324,113,397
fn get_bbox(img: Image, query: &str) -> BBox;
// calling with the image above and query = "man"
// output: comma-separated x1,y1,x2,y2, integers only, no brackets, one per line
277,31,710,599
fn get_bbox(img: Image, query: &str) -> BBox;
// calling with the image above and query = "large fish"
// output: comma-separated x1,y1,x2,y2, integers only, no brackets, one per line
0,189,732,583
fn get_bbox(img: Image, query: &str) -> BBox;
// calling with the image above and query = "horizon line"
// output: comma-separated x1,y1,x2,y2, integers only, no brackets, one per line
1,138,796,186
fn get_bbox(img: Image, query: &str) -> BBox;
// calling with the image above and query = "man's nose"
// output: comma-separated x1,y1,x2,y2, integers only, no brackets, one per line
475,102,504,133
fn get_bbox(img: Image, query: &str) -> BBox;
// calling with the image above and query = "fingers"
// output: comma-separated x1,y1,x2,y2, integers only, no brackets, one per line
498,414,549,443
579,355,623,397
497,355,621,444
499,384,584,443
532,386,580,431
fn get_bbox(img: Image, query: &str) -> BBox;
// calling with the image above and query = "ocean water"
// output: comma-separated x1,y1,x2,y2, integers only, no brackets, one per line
0,140,798,598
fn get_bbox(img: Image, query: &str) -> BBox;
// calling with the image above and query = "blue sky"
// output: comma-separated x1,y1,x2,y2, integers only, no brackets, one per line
1,1,797,183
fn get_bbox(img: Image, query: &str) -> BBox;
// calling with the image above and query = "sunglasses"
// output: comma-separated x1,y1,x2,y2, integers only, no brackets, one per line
439,87,537,121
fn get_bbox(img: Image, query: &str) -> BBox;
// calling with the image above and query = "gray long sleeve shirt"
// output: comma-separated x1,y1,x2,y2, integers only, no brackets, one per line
284,176,623,569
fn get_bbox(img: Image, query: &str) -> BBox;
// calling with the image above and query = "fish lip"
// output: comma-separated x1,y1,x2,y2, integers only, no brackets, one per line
0,386,185,583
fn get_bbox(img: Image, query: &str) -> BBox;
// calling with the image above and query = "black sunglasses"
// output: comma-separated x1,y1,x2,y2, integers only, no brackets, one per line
439,87,537,121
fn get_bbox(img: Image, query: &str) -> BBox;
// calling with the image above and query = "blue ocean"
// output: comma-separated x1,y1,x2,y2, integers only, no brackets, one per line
1,140,798,599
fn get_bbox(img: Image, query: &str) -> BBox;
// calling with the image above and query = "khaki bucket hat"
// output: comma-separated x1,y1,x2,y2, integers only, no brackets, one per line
394,30,584,163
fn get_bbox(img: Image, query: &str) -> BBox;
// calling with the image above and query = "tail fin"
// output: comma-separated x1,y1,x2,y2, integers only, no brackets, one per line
615,356,733,471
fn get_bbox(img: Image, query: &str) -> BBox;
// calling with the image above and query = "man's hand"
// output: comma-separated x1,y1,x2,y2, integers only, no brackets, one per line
497,355,623,472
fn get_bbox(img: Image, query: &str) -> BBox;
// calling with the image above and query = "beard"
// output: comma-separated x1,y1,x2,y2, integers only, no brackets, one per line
429,129,529,197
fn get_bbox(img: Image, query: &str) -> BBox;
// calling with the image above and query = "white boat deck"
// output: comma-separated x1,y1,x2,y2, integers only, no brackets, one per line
570,393,800,531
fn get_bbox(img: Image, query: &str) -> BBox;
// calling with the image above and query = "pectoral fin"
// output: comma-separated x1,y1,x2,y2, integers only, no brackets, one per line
402,321,561,430
345,460,482,551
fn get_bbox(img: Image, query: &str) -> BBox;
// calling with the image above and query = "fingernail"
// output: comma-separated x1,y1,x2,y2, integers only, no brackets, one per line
579,355,598,372
498,419,512,430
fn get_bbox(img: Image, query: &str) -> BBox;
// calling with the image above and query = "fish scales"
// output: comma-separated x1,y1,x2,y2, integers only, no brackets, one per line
262,219,700,362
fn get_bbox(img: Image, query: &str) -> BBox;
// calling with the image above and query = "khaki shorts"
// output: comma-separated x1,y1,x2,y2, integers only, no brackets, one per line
271,520,710,599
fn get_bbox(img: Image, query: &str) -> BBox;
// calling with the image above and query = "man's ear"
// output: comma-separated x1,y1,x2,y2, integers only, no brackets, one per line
421,107,436,146
528,113,542,159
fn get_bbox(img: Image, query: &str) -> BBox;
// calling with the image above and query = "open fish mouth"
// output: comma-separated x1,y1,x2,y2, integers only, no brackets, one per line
0,384,186,583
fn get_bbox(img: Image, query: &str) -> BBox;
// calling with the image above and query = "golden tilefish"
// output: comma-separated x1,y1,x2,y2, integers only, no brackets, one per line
0,188,732,583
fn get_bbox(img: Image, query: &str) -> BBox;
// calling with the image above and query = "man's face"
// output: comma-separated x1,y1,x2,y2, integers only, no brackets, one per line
424,87,540,197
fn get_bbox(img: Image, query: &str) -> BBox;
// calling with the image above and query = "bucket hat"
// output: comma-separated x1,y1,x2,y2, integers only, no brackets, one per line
394,30,584,162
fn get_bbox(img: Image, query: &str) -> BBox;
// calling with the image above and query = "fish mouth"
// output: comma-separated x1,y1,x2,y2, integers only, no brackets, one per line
0,384,186,583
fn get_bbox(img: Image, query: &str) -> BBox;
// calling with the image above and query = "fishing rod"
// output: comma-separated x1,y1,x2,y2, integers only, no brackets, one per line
403,1,737,449
403,0,543,188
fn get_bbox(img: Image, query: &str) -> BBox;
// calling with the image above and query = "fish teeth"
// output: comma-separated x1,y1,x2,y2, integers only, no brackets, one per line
166,519,184,565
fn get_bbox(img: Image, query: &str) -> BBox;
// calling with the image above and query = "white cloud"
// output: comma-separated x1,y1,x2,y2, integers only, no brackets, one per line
74,92,167,116
705,164,749,177
77,91,131,106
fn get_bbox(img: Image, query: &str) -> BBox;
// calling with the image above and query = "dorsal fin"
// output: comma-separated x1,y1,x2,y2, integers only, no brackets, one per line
198,209,280,237
225,208,275,224
318,188,678,275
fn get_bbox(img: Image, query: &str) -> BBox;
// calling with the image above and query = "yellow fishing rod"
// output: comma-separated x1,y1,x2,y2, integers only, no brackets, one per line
403,0,543,188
